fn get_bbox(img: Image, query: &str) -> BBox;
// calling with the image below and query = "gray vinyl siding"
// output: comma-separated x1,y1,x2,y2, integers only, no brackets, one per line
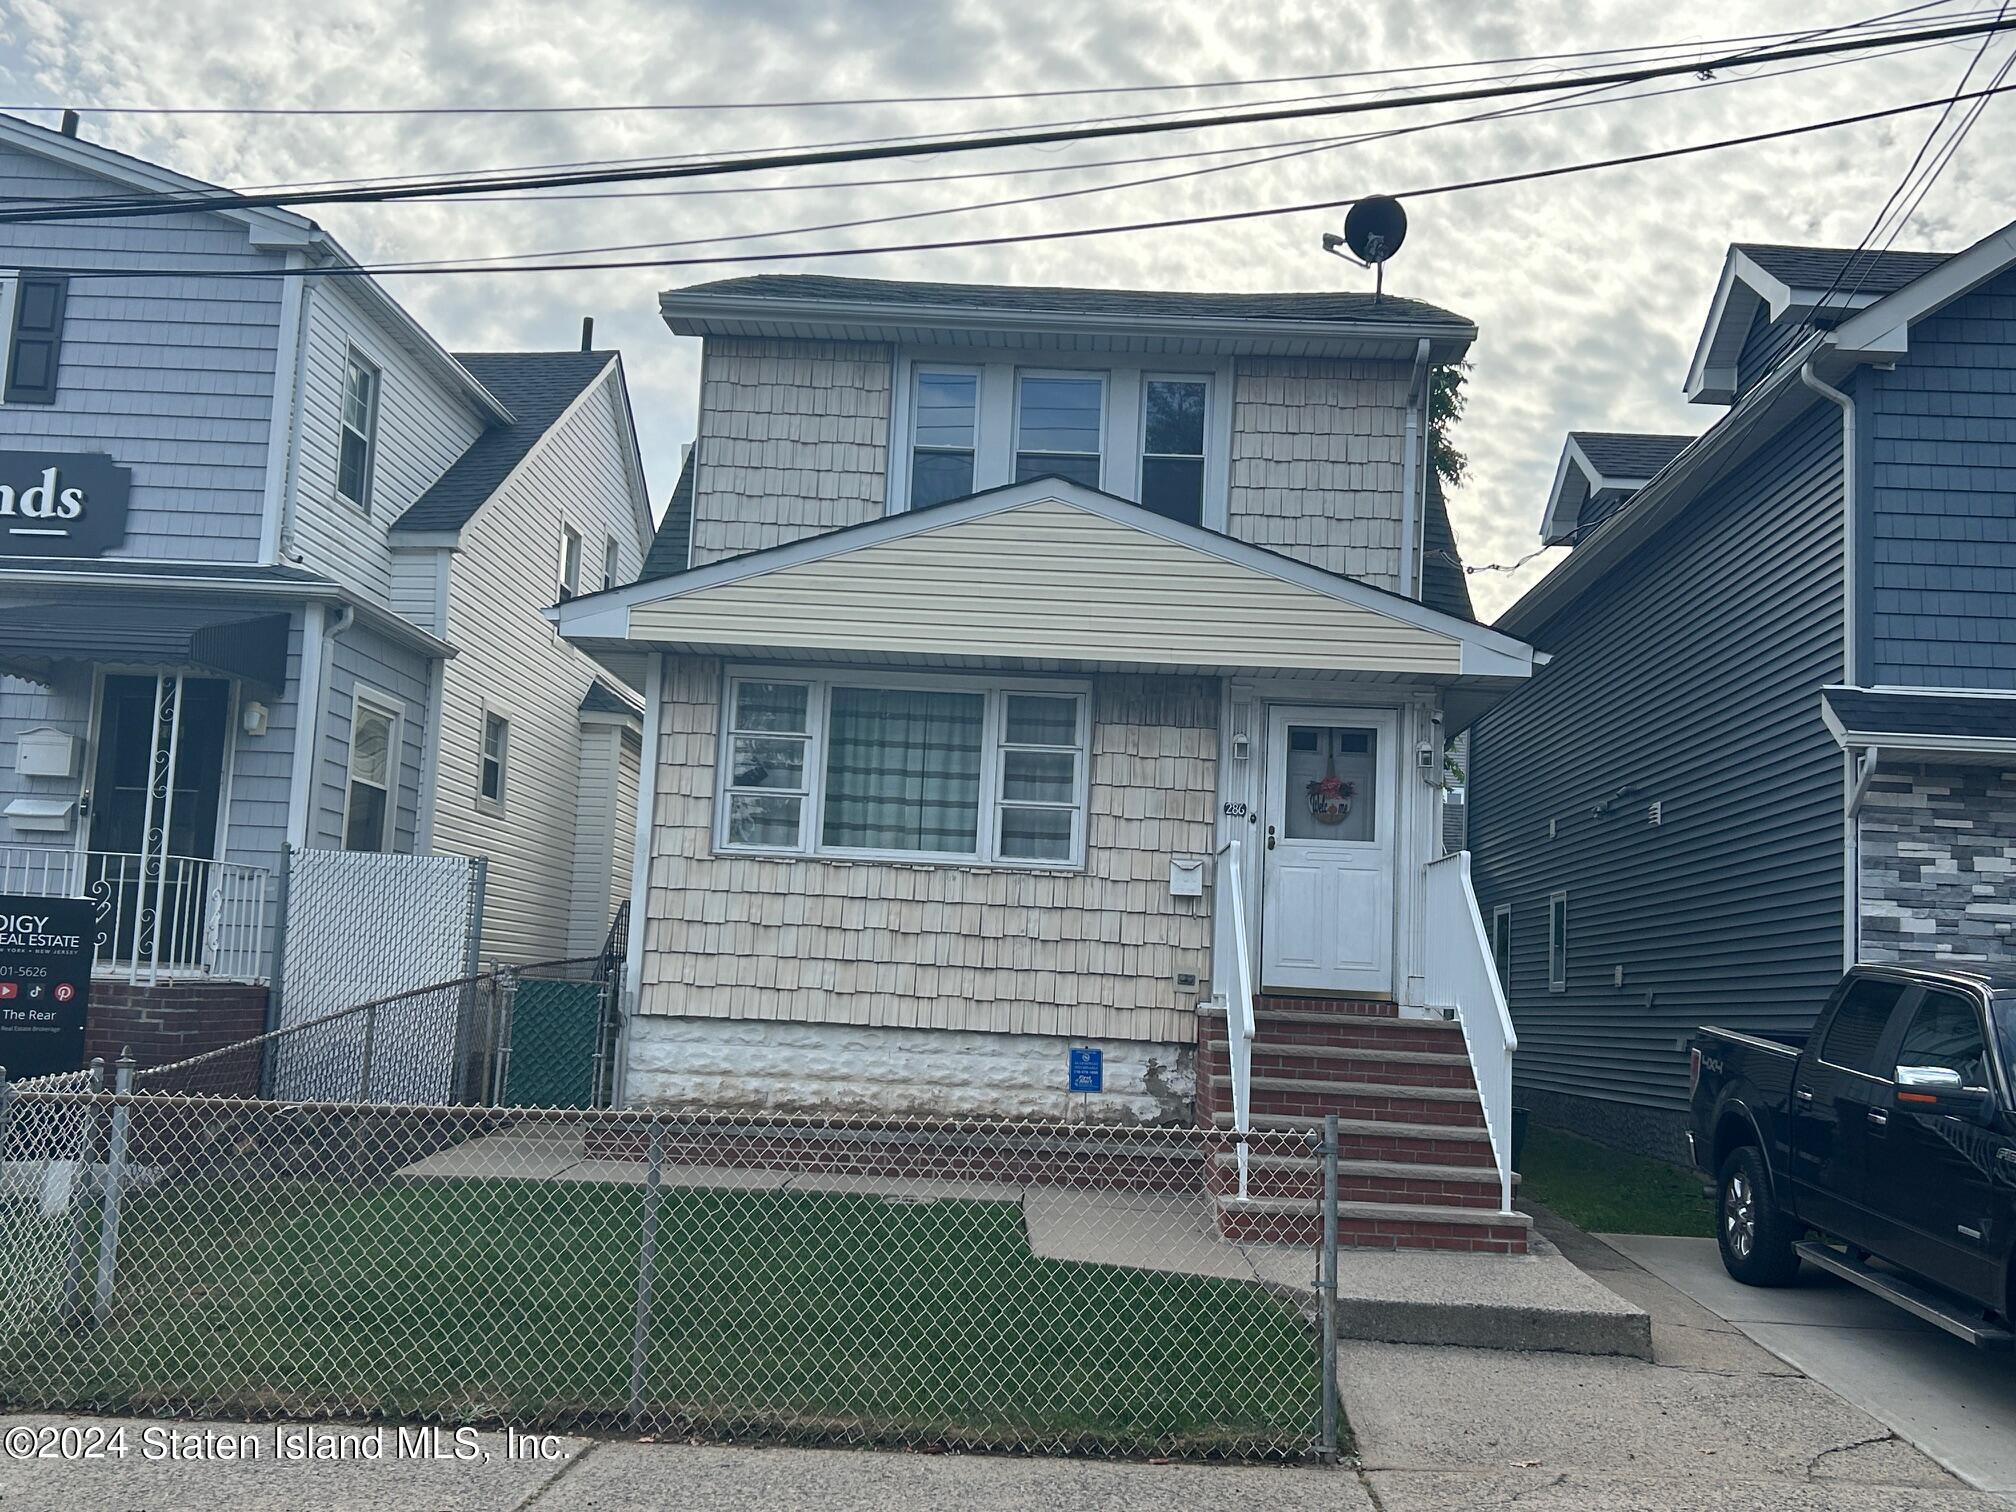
0,146,284,561
314,625,431,852
1864,267,2016,688
1733,303,1811,399
1468,401,1847,1118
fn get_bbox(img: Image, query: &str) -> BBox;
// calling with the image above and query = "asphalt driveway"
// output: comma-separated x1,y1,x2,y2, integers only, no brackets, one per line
1608,1232,2016,1500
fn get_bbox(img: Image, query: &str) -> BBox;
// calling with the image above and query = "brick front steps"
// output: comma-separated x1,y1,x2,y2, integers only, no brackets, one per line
1199,1001,1526,1255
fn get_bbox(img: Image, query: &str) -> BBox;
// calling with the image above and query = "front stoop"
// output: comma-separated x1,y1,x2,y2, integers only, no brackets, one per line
1199,998,1529,1255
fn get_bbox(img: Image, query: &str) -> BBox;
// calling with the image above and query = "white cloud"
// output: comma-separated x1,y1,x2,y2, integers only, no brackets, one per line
2,0,2009,620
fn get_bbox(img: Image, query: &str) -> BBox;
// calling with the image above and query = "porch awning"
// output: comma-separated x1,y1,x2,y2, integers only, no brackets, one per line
1821,685,2016,762
0,603,291,689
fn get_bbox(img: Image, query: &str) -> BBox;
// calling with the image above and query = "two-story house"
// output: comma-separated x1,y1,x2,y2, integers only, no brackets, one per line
0,113,652,1061
1469,221,2016,1161
559,273,1542,1253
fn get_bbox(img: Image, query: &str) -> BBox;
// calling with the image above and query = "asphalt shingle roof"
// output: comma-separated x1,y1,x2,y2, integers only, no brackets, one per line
1824,688,2016,743
1572,432,1694,481
1418,471,1473,623
392,351,614,533
669,273,1471,329
1735,244,1951,298
639,450,695,581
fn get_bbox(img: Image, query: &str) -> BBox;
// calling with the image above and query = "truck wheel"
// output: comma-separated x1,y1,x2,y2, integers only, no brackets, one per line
1716,1147,1802,1287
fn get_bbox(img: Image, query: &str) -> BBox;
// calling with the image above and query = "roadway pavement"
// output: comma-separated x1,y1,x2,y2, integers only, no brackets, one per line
1609,1231,2016,1501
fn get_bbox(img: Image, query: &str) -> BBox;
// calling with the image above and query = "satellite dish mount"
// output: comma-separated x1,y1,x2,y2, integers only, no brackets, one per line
1321,195,1409,300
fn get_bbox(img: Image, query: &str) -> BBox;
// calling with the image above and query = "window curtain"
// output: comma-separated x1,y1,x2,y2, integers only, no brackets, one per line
821,686,984,852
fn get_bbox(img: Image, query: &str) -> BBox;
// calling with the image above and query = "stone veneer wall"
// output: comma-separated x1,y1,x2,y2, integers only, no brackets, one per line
1228,356,1411,590
687,337,892,566
637,657,1217,1047
1859,763,2016,970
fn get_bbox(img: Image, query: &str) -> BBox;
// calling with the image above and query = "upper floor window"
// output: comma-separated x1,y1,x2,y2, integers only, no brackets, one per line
337,350,380,510
1140,377,1207,524
910,368,979,509
601,535,621,593
480,711,509,808
1015,373,1104,489
3,273,67,405
559,523,584,600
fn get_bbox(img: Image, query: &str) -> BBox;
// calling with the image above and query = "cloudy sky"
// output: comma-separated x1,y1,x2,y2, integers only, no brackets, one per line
0,0,2010,618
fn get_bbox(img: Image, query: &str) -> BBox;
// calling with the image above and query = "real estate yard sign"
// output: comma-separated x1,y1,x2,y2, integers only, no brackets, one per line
0,896,92,1080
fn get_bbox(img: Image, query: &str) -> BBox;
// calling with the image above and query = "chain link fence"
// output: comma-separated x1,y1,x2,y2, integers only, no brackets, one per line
0,1081,1340,1461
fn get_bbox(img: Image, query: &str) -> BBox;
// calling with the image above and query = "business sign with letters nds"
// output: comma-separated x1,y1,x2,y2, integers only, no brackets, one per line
0,450,133,557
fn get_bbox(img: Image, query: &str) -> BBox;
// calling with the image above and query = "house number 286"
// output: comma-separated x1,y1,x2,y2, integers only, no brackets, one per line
1222,802,1249,819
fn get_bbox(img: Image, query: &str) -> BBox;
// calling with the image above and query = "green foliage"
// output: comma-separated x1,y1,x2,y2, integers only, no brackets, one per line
1429,363,1469,490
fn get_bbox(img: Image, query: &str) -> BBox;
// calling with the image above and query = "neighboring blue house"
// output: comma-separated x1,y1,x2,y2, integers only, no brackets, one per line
1467,224,2016,1159
0,113,651,1053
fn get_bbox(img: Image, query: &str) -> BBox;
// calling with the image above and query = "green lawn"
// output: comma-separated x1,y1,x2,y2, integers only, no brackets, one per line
0,1177,1322,1458
1518,1126,1716,1238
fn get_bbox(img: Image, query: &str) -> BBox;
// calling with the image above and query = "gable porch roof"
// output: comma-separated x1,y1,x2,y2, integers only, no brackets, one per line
553,479,1533,696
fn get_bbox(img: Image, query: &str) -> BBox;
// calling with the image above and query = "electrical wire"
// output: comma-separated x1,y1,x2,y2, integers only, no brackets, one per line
2,14,2009,226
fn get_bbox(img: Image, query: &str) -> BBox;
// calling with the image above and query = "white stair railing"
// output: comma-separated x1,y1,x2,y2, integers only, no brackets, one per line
1423,851,1518,1212
1211,838,1257,1201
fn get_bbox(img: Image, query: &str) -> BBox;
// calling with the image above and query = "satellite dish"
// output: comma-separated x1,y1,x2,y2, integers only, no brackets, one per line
1343,196,1408,265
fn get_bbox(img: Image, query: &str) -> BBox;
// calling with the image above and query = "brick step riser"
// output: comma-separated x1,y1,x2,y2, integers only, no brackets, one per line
1215,1206,1527,1255
1202,1019,1462,1054
1198,1044,1479,1090
1254,998,1399,1018
1205,1165,1503,1207
1244,1088,1487,1128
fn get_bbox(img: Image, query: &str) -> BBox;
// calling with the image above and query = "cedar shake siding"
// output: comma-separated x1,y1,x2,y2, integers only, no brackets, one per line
1467,401,1847,1149
687,337,892,566
639,656,1216,1045
1228,357,1412,589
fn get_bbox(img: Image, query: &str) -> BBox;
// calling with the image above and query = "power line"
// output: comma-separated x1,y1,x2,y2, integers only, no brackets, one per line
4,14,2011,226
24,79,2016,282
5,5,1987,118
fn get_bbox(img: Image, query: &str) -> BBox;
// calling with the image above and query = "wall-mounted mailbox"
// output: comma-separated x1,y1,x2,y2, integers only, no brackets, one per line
1169,855,1206,898
4,796,75,833
15,727,76,779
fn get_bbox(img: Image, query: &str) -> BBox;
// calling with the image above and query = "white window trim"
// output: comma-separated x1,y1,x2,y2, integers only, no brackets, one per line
341,685,402,853
902,362,982,511
335,345,381,513
477,705,510,813
1547,890,1568,993
601,534,621,593
885,350,1232,530
558,520,585,601
1138,372,1214,523
1012,366,1109,492
1492,902,1512,987
713,664,1092,870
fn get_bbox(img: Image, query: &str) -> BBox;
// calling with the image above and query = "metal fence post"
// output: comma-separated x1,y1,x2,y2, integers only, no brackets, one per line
61,1058,106,1325
1319,1114,1340,1465
629,1116,665,1429
0,1064,13,1156
358,1001,378,1103
92,1050,135,1327
491,968,516,1108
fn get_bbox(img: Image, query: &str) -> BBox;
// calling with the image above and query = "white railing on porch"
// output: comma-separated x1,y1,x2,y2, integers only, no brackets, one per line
1423,850,1518,1212
1211,837,1257,1201
0,847,271,986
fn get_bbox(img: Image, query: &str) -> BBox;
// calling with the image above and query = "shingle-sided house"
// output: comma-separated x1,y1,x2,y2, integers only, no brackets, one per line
558,274,1543,1252
0,113,651,1066
1469,222,2016,1159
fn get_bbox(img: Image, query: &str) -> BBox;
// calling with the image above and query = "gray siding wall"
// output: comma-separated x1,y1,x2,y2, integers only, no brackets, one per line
313,624,430,853
1733,303,1810,399
1865,267,2016,688
0,146,284,561
1468,401,1847,1122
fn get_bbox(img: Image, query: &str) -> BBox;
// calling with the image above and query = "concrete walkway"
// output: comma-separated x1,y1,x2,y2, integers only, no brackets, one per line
1611,1231,2016,1501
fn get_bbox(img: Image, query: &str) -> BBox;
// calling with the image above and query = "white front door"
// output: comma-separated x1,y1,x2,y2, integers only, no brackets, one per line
1260,705,1397,996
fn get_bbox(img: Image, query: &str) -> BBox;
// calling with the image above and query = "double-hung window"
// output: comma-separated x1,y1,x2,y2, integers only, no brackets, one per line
719,673,1088,867
337,350,380,510
480,712,509,808
1014,373,1104,488
601,536,621,592
559,523,584,600
343,692,400,852
909,367,979,509
1140,376,1208,523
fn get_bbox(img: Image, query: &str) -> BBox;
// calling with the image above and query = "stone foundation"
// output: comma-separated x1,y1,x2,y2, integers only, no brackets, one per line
83,978,270,1073
625,1015,1195,1126
1859,763,2016,973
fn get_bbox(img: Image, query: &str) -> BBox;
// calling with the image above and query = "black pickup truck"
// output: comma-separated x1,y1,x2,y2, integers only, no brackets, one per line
1689,964,2016,1346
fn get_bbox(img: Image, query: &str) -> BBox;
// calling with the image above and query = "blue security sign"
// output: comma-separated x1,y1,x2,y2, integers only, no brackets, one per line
1068,1046,1103,1092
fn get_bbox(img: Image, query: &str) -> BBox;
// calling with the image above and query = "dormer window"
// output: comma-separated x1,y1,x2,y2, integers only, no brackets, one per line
1015,373,1104,488
909,367,978,509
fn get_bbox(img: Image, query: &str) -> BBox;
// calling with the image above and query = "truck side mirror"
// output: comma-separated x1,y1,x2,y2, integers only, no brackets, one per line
1896,1065,2000,1124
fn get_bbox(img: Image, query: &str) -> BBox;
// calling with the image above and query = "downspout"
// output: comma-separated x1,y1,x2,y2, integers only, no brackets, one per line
1398,338,1431,599
1801,359,1860,969
284,603,354,850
